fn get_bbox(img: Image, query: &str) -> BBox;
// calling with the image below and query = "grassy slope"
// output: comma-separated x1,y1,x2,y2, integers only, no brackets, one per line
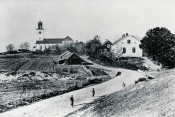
67,69,175,117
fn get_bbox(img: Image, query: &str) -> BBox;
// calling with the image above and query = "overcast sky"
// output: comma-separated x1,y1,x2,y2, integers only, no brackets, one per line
0,0,175,52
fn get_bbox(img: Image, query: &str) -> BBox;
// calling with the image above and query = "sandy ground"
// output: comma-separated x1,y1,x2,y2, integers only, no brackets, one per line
0,59,146,117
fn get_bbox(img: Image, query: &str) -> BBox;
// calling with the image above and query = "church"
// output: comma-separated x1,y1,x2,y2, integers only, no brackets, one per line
35,21,74,51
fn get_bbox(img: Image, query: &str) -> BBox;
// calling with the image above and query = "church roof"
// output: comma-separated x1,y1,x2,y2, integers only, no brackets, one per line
36,36,73,44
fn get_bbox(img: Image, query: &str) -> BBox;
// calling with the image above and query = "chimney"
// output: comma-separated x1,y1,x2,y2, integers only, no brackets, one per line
122,34,125,37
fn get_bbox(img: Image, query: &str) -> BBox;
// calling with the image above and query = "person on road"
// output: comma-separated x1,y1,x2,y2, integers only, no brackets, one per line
92,88,95,97
70,95,74,107
122,82,126,88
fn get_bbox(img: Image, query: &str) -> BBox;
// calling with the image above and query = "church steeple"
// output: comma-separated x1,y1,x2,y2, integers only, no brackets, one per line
36,21,44,40
37,21,43,30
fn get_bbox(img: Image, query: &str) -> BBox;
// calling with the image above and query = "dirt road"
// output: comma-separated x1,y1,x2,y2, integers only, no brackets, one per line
0,60,145,117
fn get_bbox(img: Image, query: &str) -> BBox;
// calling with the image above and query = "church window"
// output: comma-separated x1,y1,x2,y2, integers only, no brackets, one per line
123,47,126,53
132,47,136,53
38,31,41,34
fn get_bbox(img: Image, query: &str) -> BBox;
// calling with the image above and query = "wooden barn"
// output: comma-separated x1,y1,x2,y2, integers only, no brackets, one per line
59,51,92,65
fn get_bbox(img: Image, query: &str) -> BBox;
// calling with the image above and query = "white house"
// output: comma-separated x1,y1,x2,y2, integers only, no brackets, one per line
112,33,142,57
35,21,74,51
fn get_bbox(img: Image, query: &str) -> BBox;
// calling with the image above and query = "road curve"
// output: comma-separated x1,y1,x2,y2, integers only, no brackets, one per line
0,61,145,117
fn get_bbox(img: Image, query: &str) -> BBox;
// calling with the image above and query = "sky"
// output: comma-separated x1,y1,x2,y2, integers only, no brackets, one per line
0,0,175,52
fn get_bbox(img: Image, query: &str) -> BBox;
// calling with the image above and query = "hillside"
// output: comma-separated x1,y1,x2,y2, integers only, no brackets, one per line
88,56,162,72
66,69,175,117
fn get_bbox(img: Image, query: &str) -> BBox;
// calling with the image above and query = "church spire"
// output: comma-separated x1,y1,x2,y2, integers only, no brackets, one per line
37,21,43,30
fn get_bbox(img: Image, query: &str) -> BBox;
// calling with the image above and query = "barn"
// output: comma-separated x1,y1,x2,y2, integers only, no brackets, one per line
59,51,92,65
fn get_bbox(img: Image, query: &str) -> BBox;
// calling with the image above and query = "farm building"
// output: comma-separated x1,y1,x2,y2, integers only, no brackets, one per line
101,39,112,52
35,21,74,51
112,33,143,57
59,51,92,65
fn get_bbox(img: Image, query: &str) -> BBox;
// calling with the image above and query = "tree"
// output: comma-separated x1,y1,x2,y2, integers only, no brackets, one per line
140,27,175,68
74,41,87,55
55,45,61,55
66,43,77,53
111,44,123,60
20,42,30,50
6,44,15,52
44,48,51,55
86,35,102,58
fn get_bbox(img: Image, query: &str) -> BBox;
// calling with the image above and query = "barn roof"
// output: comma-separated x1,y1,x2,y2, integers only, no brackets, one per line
60,51,74,60
61,52,74,59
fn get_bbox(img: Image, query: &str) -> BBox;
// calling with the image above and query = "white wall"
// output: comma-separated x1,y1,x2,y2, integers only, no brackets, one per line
36,30,44,40
36,43,63,51
112,36,142,57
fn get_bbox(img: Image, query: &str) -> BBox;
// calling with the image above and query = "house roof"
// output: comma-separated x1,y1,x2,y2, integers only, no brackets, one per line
36,36,73,44
102,39,112,46
113,35,140,45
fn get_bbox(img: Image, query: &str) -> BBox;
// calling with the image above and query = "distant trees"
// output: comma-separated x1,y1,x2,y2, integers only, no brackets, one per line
74,41,86,55
55,46,61,55
86,35,102,58
20,42,30,50
140,27,175,68
6,44,15,52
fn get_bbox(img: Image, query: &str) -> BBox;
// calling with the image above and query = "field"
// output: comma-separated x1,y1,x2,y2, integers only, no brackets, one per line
0,79,86,113
0,56,112,113
0,56,58,72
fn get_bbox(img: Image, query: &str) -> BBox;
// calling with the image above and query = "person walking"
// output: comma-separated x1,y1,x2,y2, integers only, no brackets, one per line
122,82,126,88
70,95,74,107
92,88,95,97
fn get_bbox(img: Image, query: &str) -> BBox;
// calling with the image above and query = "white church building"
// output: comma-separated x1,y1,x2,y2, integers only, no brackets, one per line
35,21,74,51
112,33,142,57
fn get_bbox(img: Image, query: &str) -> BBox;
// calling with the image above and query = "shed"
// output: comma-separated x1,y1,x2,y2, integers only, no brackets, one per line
59,51,92,65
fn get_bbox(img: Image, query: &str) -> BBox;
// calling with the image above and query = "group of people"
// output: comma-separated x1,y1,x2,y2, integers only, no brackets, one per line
70,82,126,107
70,88,95,107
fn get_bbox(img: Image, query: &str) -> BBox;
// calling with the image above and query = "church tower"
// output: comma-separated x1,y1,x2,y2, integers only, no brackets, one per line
36,21,44,40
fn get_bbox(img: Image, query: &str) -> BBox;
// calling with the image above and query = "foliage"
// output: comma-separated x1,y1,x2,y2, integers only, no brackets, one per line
66,43,78,53
6,44,15,52
140,27,175,68
111,44,123,60
86,35,102,58
44,48,51,55
54,46,61,55
74,41,87,55
59,43,77,55
20,42,30,50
